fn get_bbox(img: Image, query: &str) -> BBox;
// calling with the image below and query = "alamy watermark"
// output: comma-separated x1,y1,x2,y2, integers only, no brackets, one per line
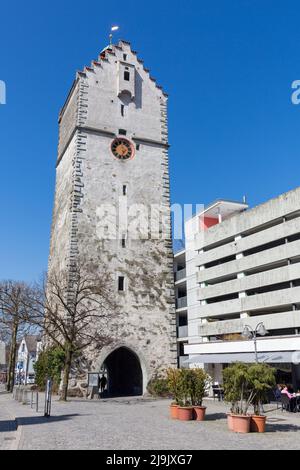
95,200,205,242
291,80,300,104
0,80,6,104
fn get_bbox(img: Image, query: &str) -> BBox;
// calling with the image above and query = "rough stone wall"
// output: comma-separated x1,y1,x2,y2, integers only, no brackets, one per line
48,40,177,390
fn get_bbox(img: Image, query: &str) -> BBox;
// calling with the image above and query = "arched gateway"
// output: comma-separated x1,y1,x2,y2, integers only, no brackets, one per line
102,347,143,397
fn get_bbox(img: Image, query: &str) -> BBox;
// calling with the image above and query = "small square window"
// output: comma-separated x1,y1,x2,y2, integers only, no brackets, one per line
124,71,130,81
119,129,127,135
118,276,125,291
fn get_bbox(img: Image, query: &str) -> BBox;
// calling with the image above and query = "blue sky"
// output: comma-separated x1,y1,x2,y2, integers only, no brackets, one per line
1,0,300,281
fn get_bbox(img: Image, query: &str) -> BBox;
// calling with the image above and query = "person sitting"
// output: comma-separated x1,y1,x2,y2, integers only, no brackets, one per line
281,385,295,399
281,385,297,412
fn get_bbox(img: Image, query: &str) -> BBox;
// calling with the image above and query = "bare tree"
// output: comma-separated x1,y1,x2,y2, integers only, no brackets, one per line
0,281,34,392
27,264,118,401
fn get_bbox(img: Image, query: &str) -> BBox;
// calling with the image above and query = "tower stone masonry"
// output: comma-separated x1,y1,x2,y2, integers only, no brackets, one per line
48,40,177,395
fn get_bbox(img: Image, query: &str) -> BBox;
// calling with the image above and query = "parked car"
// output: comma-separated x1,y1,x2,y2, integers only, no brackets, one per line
26,374,35,384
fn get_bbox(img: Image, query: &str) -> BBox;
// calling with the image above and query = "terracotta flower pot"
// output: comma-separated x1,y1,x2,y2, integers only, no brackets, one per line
227,413,234,431
170,404,179,419
177,406,194,421
250,415,266,433
231,414,251,433
193,406,206,421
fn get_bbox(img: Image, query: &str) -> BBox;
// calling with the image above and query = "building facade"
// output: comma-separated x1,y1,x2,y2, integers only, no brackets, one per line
181,188,300,389
174,250,188,368
16,335,41,385
48,40,177,396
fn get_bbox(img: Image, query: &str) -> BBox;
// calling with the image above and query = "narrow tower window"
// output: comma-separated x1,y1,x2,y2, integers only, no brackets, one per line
136,144,140,151
121,104,125,117
121,235,126,248
123,185,127,196
123,54,127,61
124,71,130,81
118,276,125,291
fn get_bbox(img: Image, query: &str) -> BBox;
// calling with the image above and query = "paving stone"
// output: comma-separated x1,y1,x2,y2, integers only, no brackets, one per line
1,392,300,450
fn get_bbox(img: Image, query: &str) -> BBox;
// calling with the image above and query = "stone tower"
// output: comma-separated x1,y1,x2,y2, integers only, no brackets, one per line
48,40,176,395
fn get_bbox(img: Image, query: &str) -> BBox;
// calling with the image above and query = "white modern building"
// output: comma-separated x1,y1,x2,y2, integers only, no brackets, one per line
174,250,188,368
16,335,41,384
177,187,300,389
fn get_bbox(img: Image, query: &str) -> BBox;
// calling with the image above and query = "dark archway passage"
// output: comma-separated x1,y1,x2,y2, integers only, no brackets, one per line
103,347,143,397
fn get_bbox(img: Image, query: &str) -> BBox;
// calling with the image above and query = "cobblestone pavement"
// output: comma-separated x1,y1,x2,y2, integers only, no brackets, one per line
1,391,300,450
0,388,18,450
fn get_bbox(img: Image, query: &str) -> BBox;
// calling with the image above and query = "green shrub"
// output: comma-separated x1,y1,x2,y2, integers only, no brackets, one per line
34,347,65,392
166,368,182,404
147,375,170,397
166,368,211,406
190,368,211,406
223,362,276,415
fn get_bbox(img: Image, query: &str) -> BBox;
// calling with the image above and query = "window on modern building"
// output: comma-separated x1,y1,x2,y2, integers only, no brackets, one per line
123,54,127,61
119,129,127,135
123,185,127,196
121,104,125,117
124,71,130,81
118,276,125,291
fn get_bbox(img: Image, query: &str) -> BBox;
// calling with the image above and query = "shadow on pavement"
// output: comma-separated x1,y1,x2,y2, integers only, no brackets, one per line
16,414,81,426
0,420,17,433
266,422,300,433
205,413,227,421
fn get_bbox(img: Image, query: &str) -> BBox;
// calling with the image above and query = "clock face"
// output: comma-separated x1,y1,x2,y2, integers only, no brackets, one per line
111,138,135,160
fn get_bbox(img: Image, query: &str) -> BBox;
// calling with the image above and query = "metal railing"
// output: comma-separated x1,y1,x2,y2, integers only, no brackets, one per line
176,296,187,309
178,325,188,338
175,269,186,282
178,355,189,369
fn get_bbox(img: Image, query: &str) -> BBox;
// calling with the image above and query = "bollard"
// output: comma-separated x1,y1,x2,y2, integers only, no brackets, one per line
18,388,23,403
36,391,39,412
30,390,33,408
22,389,27,405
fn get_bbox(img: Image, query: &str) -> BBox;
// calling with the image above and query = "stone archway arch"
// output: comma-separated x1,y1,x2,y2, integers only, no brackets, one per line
94,342,149,395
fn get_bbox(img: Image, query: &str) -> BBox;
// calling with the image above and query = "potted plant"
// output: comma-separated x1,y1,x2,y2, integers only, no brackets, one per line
223,363,253,433
177,369,194,420
190,368,210,421
166,368,182,419
248,363,275,433
222,373,239,431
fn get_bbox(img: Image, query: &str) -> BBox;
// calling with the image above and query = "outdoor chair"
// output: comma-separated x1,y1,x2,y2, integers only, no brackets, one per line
272,390,282,409
212,385,224,401
281,394,296,412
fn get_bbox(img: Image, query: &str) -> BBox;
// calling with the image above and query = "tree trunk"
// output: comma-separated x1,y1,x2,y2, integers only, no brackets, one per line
7,322,18,392
60,348,72,401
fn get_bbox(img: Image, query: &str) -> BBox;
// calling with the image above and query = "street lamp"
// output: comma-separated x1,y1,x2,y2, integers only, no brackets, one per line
242,322,268,363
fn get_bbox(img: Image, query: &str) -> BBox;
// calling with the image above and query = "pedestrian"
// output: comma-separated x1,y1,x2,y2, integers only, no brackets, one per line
99,374,107,397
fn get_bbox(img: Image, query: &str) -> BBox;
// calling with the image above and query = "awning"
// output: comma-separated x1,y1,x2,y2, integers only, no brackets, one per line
185,351,298,364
